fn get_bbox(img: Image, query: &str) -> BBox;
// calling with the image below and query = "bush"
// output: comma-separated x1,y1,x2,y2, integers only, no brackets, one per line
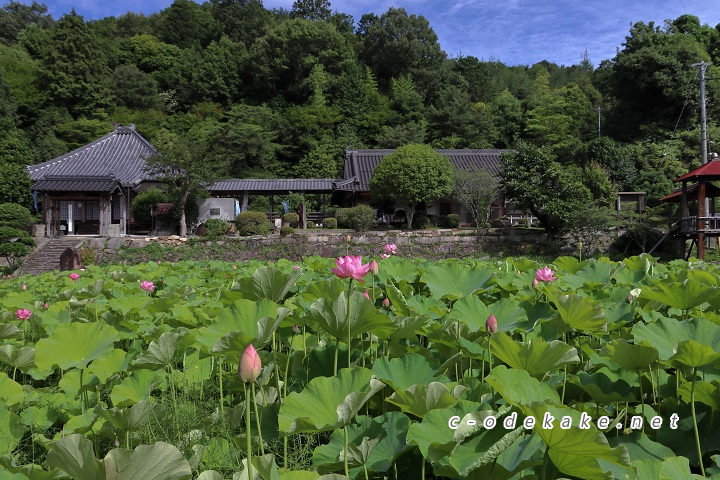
280,226,295,236
323,217,338,229
335,208,351,228
131,189,167,229
282,212,299,228
204,219,229,239
0,225,34,272
0,203,32,231
438,214,460,228
235,211,272,236
79,247,98,266
346,205,375,232
412,215,430,230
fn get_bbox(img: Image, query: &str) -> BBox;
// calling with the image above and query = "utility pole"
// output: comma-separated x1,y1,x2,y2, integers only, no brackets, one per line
597,107,602,139
692,61,712,259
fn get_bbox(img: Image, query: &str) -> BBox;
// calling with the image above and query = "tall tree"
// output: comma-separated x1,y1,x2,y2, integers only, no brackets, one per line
38,10,111,117
154,0,218,49
0,1,53,45
357,7,446,88
210,0,270,46
291,0,331,21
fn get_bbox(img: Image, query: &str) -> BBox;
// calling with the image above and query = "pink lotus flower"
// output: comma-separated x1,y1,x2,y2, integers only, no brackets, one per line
16,309,31,320
380,254,390,259
486,314,498,334
293,265,300,269
368,260,379,275
384,244,397,255
69,273,80,282
534,266,557,286
363,290,371,300
238,344,262,383
43,303,49,309
21,284,27,291
140,281,155,292
331,256,372,282
382,297,390,307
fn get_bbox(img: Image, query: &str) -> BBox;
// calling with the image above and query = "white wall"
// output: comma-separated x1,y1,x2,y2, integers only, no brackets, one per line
197,198,236,223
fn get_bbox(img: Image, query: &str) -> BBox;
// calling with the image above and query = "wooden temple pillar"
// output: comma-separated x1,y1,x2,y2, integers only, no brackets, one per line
698,181,707,259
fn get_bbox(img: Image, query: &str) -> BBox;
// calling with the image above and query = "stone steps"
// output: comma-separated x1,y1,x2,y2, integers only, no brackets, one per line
14,237,86,277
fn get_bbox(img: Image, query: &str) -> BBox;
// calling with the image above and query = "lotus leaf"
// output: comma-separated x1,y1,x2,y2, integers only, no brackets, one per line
489,333,580,376
0,405,25,456
485,365,561,406
308,291,394,340
448,296,527,333
639,280,720,311
633,317,720,361
35,322,120,372
668,340,720,369
194,298,279,353
0,373,24,407
278,367,383,434
234,266,303,303
421,263,494,300
548,293,607,333
103,441,192,480
601,339,659,371
371,353,448,392
46,434,105,480
385,382,459,418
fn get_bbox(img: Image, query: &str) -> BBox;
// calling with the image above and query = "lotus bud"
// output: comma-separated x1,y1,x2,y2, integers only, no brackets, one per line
382,297,390,307
363,290,371,300
369,260,379,275
292,324,300,334
239,344,262,383
486,314,498,334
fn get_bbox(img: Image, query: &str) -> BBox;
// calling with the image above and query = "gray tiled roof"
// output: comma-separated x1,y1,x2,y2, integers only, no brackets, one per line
28,126,157,189
209,178,336,193
341,149,509,192
32,176,121,193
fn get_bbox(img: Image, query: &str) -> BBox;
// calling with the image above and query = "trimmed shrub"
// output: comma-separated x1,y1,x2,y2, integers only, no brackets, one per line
323,217,337,229
0,203,32,231
280,226,295,236
412,214,430,230
131,189,167,229
335,208,351,228
282,212,299,228
204,219,229,238
235,211,272,236
0,225,34,272
438,214,460,228
346,205,375,232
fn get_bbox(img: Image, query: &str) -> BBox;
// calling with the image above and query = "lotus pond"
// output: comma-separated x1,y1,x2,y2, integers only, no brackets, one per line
1,254,720,479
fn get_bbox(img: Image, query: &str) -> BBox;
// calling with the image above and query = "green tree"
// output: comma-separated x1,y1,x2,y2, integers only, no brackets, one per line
0,225,34,272
291,0,331,21
500,141,593,232
357,7,446,88
189,35,246,106
0,70,33,165
0,1,53,45
111,65,163,110
369,143,454,229
38,10,111,117
154,0,218,49
0,164,32,206
145,119,230,237
210,0,270,46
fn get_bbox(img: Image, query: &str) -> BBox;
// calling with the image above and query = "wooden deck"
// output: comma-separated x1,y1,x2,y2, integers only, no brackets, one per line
679,216,720,236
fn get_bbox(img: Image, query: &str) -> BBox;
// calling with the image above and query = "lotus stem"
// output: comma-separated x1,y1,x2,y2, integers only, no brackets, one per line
638,371,644,433
251,382,265,455
344,425,350,477
218,357,225,415
244,382,253,480
691,366,706,477
168,364,180,437
334,337,339,376
347,278,353,369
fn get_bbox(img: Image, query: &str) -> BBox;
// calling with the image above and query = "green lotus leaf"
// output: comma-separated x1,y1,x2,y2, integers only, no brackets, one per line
547,293,607,333
0,345,35,373
0,323,21,341
485,365,561,406
88,349,131,384
677,380,720,409
103,441,192,480
300,277,347,304
35,322,120,372
46,434,105,480
552,256,584,274
133,332,195,370
448,296,527,333
279,367,383,435
639,279,720,311
633,316,720,361
64,410,97,434
0,472,29,480
0,405,25,456
279,472,324,480
309,291,394,340
384,281,415,317
405,400,483,463
574,370,635,403
421,263,494,300
107,294,152,316
194,298,279,352
634,457,706,480
489,333,580,376
601,339,659,371
200,437,238,472
182,349,213,386
562,261,617,290
110,369,165,408
376,258,421,285
668,340,720,368
312,412,413,475
607,432,675,463
0,373,24,408
387,381,462,418
371,353,448,392
236,452,281,480
234,266,303,303
95,400,166,432
195,471,223,480
521,403,631,480
19,405,58,432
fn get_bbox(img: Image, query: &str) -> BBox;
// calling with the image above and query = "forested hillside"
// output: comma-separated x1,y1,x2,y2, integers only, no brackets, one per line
1,0,719,210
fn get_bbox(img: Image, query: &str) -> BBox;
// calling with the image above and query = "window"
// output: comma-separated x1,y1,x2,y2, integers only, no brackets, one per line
59,201,69,220
112,195,121,221
86,201,100,221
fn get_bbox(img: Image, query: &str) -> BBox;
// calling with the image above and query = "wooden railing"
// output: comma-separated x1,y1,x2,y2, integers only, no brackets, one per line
679,216,720,234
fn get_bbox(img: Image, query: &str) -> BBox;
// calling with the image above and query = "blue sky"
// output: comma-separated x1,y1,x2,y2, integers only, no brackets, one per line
25,0,720,67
